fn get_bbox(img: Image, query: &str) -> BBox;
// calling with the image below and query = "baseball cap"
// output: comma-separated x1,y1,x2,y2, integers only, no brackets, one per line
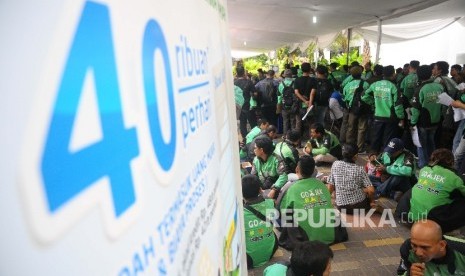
384,138,404,154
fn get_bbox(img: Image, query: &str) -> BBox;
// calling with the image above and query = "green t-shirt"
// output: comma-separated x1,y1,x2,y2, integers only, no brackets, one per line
234,85,244,107
279,178,336,244
243,198,277,268
409,165,465,221
362,79,404,120
410,82,443,127
400,72,418,102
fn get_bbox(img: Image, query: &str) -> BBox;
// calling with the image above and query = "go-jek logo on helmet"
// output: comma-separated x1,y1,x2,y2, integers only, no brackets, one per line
20,1,181,242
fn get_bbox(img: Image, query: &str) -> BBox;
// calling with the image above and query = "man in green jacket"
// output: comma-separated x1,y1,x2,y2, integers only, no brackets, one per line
410,65,444,168
374,138,416,200
304,123,342,165
242,175,278,269
362,65,404,154
251,136,288,199
278,155,348,250
399,220,465,276
274,129,300,174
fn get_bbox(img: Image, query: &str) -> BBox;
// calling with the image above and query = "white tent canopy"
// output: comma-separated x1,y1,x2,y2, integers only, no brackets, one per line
227,0,465,58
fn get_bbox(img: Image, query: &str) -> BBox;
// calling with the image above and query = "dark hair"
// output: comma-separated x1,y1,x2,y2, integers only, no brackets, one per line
329,62,339,70
301,62,311,73
342,143,359,162
310,123,325,135
242,175,261,199
342,65,349,72
265,125,277,135
286,129,301,143
452,64,462,72
403,63,410,69
429,148,454,169
409,60,420,69
254,135,275,155
417,65,432,81
350,61,360,67
258,118,269,126
267,69,275,77
316,65,328,76
350,65,363,79
383,65,395,78
297,155,315,178
291,241,334,276
236,66,245,77
436,61,450,75
374,64,383,76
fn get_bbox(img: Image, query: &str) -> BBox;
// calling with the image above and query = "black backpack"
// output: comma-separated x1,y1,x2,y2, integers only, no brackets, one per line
260,79,277,107
315,79,333,106
281,81,295,110
349,80,371,115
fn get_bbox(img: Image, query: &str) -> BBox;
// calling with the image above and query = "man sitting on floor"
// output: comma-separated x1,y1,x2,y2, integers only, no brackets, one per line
304,123,343,165
278,155,348,250
373,138,417,201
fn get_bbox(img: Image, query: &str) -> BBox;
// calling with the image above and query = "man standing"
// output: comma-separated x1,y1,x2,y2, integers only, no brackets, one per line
410,65,443,168
294,62,317,139
255,70,279,126
399,220,465,276
235,67,257,140
362,65,404,154
309,65,334,128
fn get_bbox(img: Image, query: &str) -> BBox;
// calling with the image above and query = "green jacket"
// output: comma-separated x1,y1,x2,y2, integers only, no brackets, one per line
341,75,354,88
251,153,288,190
274,140,299,173
401,237,465,276
343,79,370,108
379,150,416,177
409,165,465,221
243,198,277,268
410,81,443,127
308,130,342,159
245,126,261,144
277,78,295,105
279,178,336,244
400,72,418,102
362,79,404,121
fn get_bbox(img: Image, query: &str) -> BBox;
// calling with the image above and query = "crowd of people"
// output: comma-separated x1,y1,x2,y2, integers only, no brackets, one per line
234,60,465,275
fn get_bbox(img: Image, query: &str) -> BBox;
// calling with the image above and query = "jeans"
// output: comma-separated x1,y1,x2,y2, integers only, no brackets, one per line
417,126,437,168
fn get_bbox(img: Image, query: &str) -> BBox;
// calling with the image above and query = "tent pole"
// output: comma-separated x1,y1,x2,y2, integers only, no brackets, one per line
346,28,351,65
375,18,382,64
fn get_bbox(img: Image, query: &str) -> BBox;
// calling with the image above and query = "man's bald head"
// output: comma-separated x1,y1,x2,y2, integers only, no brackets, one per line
411,220,443,242
410,220,446,262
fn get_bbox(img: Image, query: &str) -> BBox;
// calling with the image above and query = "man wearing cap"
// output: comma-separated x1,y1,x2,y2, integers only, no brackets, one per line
373,137,417,200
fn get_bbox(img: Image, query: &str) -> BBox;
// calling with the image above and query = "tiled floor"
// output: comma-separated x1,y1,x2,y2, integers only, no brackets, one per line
248,155,412,275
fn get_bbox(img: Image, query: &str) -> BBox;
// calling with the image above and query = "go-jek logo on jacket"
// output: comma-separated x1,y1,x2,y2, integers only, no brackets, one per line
19,1,208,242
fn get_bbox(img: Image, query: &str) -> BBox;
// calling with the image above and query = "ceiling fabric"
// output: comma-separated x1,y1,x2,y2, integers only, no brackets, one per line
354,17,462,44
227,0,465,58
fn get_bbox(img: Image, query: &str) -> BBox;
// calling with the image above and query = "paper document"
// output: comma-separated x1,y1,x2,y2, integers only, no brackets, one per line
457,83,465,91
454,107,465,122
437,92,453,106
302,105,313,121
411,127,421,147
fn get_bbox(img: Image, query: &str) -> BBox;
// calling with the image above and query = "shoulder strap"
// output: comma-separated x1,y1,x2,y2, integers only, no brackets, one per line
244,203,267,222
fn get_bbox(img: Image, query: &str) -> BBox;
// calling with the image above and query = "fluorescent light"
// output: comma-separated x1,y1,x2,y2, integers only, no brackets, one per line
243,41,247,46
313,16,317,23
